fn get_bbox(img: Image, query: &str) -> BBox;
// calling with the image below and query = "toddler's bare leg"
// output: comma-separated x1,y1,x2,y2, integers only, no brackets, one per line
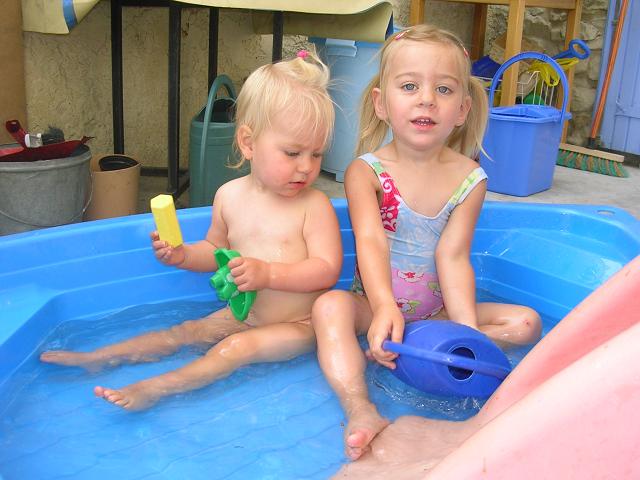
40,308,246,370
94,320,315,410
312,290,389,461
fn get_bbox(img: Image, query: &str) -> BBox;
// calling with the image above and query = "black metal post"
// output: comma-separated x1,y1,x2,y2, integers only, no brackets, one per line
111,0,124,153
168,3,181,195
272,11,283,62
208,7,219,88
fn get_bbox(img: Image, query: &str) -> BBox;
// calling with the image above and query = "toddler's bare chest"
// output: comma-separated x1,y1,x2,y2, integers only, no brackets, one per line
225,208,306,262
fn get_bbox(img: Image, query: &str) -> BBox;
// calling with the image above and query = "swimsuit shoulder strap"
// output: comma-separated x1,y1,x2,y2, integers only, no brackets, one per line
357,153,402,206
358,152,386,176
449,166,488,206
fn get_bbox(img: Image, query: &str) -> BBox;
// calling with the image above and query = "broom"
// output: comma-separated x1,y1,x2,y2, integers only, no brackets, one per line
557,0,630,178
557,143,628,178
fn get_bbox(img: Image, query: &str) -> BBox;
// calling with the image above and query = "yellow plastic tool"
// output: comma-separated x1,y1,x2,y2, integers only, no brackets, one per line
150,194,183,247
528,57,578,88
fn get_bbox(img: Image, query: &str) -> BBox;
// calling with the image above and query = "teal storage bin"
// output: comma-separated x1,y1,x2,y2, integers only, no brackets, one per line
189,75,248,207
311,37,383,182
480,52,571,197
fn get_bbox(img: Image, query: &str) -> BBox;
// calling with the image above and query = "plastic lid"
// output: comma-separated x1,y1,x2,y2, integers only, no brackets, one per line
489,105,572,124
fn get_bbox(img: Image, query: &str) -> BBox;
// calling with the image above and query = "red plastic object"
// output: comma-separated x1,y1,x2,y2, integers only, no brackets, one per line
1,120,92,163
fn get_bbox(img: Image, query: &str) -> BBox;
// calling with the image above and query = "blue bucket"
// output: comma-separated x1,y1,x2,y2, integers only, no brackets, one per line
383,320,512,398
480,52,571,197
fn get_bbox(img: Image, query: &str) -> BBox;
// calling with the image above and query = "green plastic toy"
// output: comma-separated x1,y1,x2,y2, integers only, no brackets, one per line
523,92,545,105
210,248,257,321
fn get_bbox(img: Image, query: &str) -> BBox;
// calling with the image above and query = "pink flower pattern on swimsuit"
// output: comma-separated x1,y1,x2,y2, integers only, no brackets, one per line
379,172,400,232
397,297,421,315
398,270,423,283
391,269,444,320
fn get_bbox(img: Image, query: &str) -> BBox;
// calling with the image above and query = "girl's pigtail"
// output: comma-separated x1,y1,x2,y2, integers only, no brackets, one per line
356,74,388,156
449,75,488,158
464,76,489,159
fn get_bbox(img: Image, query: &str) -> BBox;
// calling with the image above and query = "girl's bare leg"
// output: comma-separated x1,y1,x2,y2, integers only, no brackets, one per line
476,302,541,346
94,320,315,410
312,290,388,461
432,302,541,348
40,308,247,370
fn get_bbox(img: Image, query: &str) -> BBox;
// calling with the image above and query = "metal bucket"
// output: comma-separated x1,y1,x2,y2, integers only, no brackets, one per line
0,145,92,235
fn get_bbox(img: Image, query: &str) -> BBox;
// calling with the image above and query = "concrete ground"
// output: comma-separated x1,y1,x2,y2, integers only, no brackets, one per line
139,163,640,220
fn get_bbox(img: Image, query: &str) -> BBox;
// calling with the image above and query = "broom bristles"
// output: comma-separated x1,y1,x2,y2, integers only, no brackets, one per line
557,148,629,178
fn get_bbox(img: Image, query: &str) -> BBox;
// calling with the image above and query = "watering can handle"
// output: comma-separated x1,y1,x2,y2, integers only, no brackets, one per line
383,340,511,379
488,51,569,123
199,75,237,194
207,75,237,104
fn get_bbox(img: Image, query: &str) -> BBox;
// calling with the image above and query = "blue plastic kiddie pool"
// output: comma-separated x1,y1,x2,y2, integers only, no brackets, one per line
1,199,639,479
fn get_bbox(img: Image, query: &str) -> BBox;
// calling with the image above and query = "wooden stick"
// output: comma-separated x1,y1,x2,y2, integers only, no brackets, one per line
559,143,625,163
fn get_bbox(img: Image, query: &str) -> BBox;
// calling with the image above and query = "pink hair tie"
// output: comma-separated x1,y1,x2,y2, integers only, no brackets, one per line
297,50,309,59
394,30,408,41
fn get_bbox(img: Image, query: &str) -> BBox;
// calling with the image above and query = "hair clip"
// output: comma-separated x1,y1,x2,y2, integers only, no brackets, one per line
297,50,309,59
462,46,470,58
394,30,408,41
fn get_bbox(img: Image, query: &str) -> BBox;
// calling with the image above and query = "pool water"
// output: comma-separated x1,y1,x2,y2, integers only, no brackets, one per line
0,296,551,480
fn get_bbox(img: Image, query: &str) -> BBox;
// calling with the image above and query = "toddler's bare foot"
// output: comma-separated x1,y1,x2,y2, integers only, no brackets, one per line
345,403,390,460
94,384,159,411
40,350,104,371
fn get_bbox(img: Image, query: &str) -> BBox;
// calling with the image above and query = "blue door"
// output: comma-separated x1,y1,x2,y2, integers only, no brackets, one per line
599,0,640,154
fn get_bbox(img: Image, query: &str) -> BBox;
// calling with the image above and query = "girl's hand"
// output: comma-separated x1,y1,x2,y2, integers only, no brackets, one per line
366,303,405,369
150,231,186,266
228,257,270,292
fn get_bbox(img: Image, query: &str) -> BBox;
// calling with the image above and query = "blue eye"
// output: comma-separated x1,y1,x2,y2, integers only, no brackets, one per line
437,85,452,94
402,83,417,92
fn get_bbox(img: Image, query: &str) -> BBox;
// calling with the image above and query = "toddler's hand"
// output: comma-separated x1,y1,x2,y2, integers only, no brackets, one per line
228,257,270,291
367,304,405,369
150,231,186,266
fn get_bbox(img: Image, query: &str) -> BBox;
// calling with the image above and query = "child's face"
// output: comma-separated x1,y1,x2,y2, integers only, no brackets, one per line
374,40,471,152
239,112,325,198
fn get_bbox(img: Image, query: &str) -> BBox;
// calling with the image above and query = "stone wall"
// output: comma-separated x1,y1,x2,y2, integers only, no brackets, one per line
22,0,608,168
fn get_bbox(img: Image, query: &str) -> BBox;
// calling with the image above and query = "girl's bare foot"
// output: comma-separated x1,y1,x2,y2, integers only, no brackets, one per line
40,351,105,370
335,416,479,479
94,384,160,411
345,403,390,460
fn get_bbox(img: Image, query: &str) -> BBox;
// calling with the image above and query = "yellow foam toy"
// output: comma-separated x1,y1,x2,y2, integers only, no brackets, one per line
150,194,183,247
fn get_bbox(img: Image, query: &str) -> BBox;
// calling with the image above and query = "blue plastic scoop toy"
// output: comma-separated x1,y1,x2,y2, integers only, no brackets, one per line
209,248,257,321
383,320,512,398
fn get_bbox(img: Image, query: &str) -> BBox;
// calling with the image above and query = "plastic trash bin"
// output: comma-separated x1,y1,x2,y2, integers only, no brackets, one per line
311,37,384,182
